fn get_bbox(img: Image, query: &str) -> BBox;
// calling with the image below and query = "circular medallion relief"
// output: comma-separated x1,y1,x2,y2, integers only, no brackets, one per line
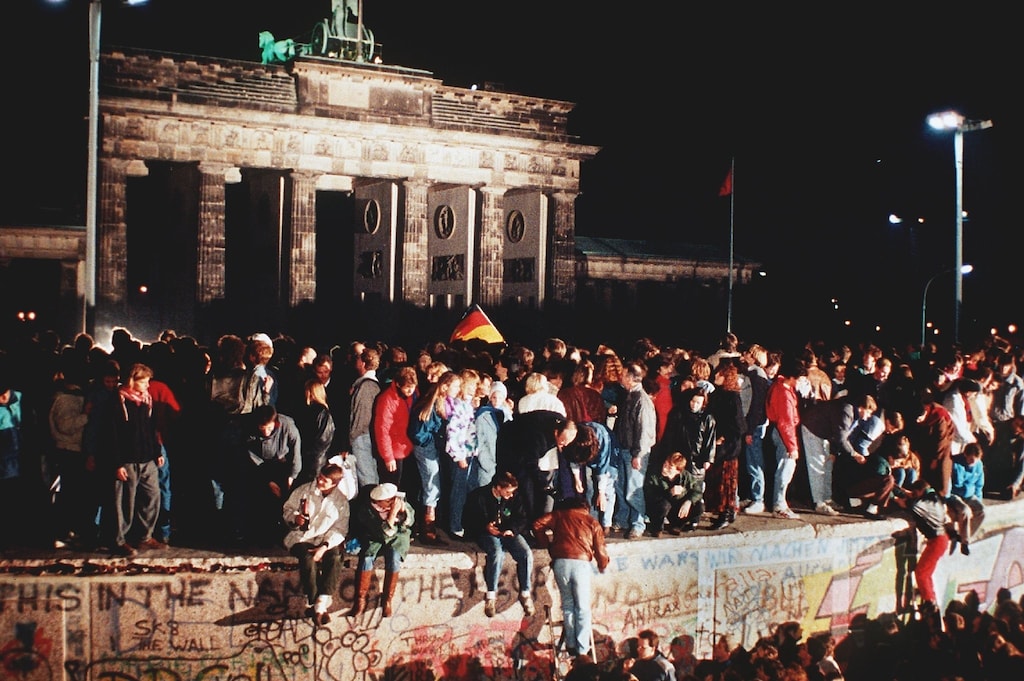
362,199,380,234
506,209,525,243
434,205,455,239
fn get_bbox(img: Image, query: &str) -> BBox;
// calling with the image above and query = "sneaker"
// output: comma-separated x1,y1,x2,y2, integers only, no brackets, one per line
864,504,880,517
815,502,840,516
136,537,167,550
112,543,137,557
450,529,465,539
743,501,765,514
626,528,644,540
848,497,863,508
773,508,800,520
710,514,731,530
520,594,535,616
484,599,496,618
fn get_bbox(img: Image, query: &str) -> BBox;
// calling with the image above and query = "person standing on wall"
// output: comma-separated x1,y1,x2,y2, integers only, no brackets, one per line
613,361,657,540
532,496,610,658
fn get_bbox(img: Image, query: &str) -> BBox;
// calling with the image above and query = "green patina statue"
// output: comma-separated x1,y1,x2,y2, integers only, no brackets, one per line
259,31,301,65
261,1,378,65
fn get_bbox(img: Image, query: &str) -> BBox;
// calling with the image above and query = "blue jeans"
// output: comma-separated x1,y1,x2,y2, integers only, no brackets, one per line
449,459,471,535
612,448,648,533
476,532,532,593
552,558,595,656
351,433,379,489
157,443,172,541
744,422,768,503
360,542,404,573
770,427,798,512
413,440,441,509
892,466,918,490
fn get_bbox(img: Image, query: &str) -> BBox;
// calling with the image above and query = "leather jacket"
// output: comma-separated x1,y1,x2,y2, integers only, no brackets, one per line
532,503,609,572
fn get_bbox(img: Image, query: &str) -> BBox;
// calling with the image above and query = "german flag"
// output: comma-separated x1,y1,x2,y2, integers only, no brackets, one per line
450,304,505,345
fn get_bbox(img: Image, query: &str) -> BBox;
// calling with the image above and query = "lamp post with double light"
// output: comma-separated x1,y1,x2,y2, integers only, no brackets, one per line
927,110,992,343
921,264,973,348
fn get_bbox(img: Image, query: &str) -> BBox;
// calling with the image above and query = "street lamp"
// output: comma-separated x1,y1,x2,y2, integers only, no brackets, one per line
54,0,147,333
921,264,973,348
927,110,992,342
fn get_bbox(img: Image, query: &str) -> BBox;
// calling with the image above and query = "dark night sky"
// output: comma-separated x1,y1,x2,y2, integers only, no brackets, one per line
5,1,1019,345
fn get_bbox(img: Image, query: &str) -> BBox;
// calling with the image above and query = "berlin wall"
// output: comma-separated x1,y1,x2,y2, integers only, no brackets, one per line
2,501,1023,681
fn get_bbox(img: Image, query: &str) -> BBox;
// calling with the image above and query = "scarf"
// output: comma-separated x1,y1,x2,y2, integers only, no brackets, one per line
119,385,152,414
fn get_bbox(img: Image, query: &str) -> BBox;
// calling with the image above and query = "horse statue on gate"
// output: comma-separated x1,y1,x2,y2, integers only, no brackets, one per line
259,31,300,65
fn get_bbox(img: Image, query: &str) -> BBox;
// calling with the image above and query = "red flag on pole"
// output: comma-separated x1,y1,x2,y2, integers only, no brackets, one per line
450,304,505,345
719,168,733,197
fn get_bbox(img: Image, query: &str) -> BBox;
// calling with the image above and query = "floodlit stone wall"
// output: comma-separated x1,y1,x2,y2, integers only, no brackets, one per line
2,502,1022,680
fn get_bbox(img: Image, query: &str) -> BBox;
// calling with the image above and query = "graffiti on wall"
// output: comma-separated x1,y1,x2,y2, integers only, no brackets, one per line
2,523,1024,680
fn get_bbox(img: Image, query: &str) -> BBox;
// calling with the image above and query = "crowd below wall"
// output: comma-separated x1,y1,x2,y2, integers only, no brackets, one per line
3,324,1024,679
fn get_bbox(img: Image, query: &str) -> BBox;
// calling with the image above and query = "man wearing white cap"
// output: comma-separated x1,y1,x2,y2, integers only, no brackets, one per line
348,482,415,617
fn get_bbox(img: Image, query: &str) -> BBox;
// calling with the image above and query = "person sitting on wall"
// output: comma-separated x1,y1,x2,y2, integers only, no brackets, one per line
282,463,350,626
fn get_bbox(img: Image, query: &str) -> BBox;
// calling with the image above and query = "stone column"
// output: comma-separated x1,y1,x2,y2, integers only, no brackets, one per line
401,179,431,307
288,170,321,306
196,163,234,304
550,191,578,304
96,157,130,306
477,186,505,307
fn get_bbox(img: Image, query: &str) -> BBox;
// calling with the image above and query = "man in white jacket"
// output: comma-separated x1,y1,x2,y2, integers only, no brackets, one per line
282,462,350,625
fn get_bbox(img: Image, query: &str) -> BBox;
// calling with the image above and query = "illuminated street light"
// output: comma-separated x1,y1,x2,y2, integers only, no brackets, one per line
921,264,973,348
927,110,992,342
49,0,148,333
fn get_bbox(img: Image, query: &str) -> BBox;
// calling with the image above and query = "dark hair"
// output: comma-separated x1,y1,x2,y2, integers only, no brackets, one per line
555,496,591,511
563,424,599,464
319,462,345,483
253,405,277,426
638,628,660,650
493,471,519,489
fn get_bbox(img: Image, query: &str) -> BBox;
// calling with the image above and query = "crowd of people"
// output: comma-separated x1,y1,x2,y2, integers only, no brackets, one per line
580,588,1024,680
3,324,1024,674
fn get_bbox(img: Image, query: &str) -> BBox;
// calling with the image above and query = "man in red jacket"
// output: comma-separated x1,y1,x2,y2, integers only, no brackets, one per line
766,363,809,520
372,366,418,487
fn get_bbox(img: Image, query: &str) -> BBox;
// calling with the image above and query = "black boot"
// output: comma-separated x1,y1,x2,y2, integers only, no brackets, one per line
711,512,731,530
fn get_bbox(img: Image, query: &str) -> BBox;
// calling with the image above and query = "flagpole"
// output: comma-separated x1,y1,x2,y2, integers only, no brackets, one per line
726,157,735,333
